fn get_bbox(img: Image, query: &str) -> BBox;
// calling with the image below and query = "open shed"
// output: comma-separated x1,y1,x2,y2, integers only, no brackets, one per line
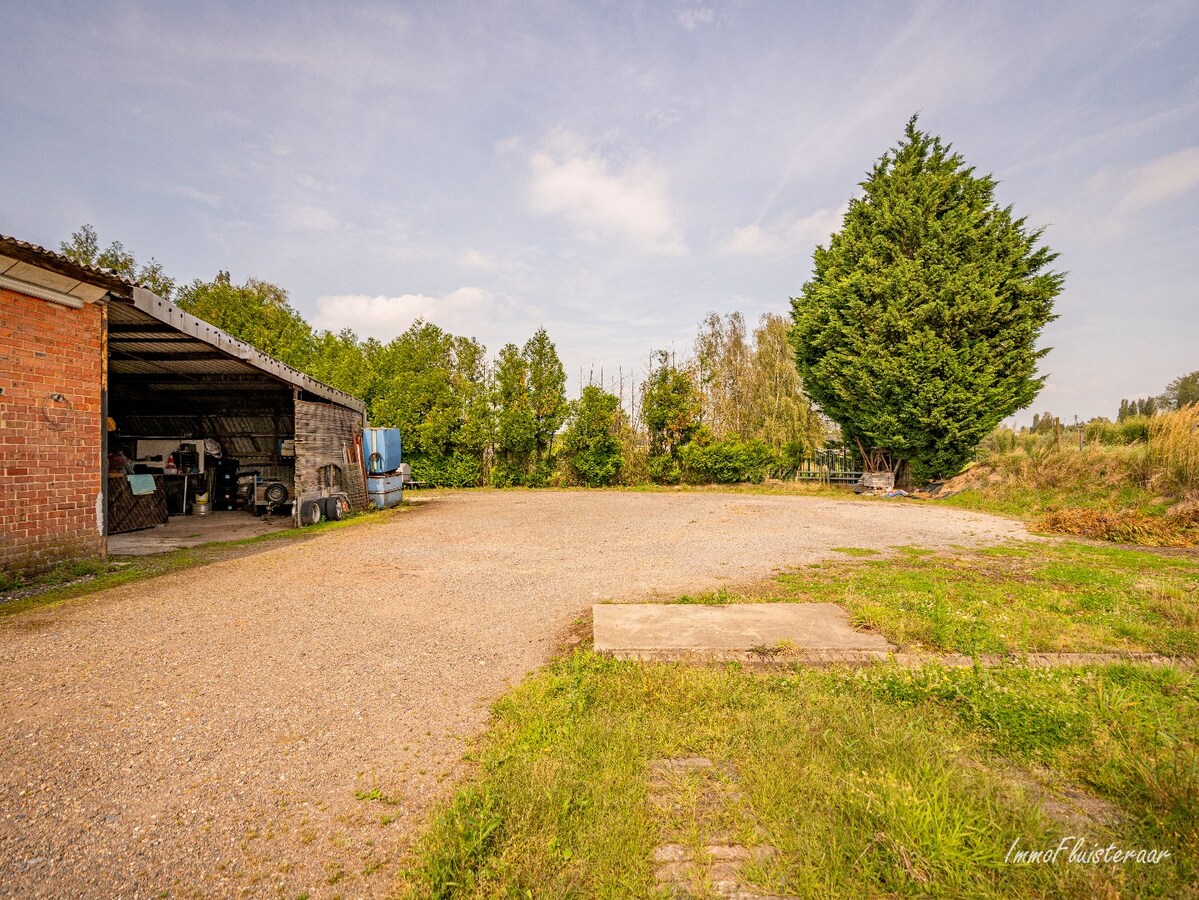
105,287,368,530
0,234,368,576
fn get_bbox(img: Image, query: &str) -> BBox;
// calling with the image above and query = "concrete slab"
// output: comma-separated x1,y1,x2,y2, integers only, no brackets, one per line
107,511,291,556
592,602,894,653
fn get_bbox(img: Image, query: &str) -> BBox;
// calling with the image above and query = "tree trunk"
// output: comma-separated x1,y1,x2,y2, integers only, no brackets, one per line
895,459,913,491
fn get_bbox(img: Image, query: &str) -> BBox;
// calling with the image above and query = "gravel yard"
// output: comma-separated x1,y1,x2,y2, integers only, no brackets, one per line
0,490,1030,898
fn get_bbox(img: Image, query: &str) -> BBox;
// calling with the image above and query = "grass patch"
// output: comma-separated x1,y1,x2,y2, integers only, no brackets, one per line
675,587,738,605
400,653,1197,898
0,506,404,619
355,786,402,805
773,540,1199,656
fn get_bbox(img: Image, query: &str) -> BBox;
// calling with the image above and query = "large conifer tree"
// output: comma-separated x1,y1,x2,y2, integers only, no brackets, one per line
790,117,1064,482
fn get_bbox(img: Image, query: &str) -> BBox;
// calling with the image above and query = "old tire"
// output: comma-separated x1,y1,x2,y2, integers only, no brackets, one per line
322,495,344,521
264,482,289,505
300,499,322,526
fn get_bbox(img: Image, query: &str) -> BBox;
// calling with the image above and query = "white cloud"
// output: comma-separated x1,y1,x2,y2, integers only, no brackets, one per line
719,205,847,258
1118,146,1199,210
298,174,331,192
676,7,715,31
645,106,683,129
458,248,497,270
279,204,340,232
312,287,530,340
528,131,685,255
168,185,220,207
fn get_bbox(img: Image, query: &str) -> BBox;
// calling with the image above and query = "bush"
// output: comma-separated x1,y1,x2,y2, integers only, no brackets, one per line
1085,416,1150,445
678,438,777,484
647,453,682,485
560,387,624,487
489,457,555,487
410,452,485,488
617,430,649,486
567,443,621,486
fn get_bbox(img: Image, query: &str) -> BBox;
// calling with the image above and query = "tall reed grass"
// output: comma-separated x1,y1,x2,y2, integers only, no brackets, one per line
955,406,1199,546
1148,404,1199,495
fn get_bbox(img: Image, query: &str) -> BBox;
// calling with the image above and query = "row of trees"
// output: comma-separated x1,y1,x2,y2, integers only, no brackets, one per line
1118,372,1199,421
1001,364,1199,450
641,313,827,484
62,225,824,486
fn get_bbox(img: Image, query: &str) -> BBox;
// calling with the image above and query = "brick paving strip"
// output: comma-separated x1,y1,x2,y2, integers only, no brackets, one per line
648,757,788,900
605,649,1196,669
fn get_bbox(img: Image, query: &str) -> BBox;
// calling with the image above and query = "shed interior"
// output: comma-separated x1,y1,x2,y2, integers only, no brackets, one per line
105,301,301,532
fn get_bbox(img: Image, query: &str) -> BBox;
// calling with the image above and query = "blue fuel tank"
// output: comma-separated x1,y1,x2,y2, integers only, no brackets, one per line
363,427,402,475
366,473,404,509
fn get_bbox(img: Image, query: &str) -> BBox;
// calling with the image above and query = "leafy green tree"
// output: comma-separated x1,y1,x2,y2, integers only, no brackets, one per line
523,328,569,465
368,322,490,486
1161,371,1199,410
60,224,177,298
790,117,1064,483
641,352,701,483
493,343,536,485
305,329,380,402
561,386,623,486
175,272,315,370
745,313,825,456
694,312,751,438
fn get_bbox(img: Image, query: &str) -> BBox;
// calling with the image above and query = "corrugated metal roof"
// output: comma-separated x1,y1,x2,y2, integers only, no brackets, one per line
117,289,365,413
0,234,138,296
4,232,365,415
110,358,257,376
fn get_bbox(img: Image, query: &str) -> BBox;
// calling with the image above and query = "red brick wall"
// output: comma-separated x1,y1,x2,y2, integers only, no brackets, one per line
0,288,105,577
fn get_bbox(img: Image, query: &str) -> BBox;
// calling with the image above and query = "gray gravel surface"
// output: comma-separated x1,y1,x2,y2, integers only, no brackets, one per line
0,490,1030,898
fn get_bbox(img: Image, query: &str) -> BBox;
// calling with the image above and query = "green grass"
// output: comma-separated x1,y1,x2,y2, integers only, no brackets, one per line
401,653,1197,898
765,540,1199,657
675,587,740,605
943,479,1162,521
0,506,402,619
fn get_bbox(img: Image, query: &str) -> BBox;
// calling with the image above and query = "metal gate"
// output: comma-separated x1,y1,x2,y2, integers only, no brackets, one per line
792,447,863,484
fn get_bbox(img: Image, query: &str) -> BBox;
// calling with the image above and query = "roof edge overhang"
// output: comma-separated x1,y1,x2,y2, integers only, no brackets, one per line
121,287,366,414
0,234,136,298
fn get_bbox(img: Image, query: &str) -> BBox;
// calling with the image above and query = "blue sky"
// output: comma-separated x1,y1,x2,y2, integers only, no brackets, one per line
3,0,1197,422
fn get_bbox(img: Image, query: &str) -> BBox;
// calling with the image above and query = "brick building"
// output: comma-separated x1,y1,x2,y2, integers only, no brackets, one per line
0,235,367,579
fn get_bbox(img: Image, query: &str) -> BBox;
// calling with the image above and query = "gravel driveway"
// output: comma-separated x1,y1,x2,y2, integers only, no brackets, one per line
0,490,1029,897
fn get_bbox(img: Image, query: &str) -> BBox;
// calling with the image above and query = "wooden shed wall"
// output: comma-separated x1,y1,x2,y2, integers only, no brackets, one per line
293,399,367,514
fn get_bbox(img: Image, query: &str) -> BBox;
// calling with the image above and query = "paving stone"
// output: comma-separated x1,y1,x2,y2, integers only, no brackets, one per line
653,844,689,863
649,757,782,899
594,603,894,653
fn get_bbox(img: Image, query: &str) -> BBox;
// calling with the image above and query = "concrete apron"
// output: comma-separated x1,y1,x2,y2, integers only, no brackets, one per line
593,602,894,662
